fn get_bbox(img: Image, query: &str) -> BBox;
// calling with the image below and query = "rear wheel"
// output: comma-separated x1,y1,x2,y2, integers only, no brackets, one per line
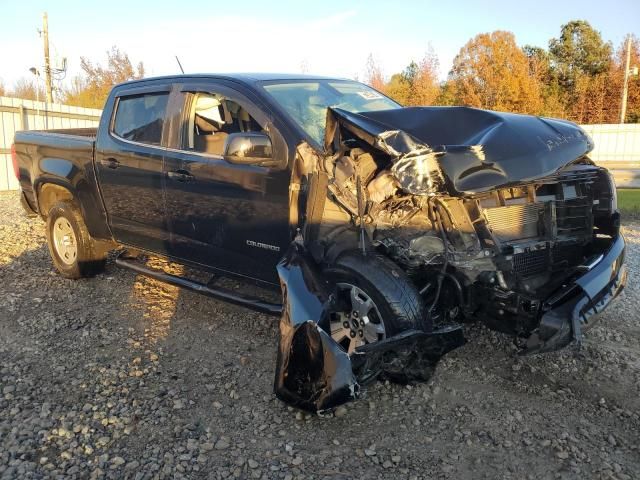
324,252,426,354
46,201,107,279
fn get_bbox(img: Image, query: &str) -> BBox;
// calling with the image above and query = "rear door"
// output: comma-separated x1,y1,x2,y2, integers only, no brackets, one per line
163,80,292,283
95,84,171,253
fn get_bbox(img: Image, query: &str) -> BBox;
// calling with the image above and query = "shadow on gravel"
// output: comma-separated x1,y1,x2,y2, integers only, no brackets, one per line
1,195,639,480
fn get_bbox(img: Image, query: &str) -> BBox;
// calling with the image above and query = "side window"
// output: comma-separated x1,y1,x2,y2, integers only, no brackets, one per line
185,93,263,156
112,93,169,146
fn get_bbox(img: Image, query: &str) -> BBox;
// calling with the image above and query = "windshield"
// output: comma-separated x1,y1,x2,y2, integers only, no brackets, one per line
262,80,400,145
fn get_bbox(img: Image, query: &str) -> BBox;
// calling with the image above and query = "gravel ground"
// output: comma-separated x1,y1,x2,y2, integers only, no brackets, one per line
0,190,639,480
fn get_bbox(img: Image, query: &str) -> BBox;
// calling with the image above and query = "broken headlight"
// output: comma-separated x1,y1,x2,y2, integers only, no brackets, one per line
607,170,618,212
409,235,445,256
390,149,442,195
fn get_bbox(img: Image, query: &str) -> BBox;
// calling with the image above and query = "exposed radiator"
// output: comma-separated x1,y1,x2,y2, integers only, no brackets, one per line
484,204,543,241
484,199,593,243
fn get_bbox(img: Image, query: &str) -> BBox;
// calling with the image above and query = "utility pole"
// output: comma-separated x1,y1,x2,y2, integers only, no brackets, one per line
620,35,632,124
42,12,53,104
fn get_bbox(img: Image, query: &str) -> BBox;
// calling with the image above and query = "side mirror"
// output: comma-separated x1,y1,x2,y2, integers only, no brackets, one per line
223,132,273,165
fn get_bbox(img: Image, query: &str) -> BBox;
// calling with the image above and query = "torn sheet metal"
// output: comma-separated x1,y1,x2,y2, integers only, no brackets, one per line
325,107,593,195
350,326,465,384
274,241,359,412
274,240,465,413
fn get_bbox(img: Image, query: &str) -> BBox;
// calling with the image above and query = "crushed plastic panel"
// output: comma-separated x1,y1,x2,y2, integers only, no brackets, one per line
274,240,465,413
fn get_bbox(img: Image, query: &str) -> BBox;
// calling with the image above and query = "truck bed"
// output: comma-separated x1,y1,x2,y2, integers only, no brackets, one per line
13,127,99,214
14,128,97,154
17,127,97,141
42,127,98,138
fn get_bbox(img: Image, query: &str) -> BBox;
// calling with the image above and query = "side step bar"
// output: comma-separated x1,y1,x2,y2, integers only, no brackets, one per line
115,252,282,317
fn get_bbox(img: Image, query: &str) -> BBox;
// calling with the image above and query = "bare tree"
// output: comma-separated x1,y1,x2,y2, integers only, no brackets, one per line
365,54,386,92
7,78,46,101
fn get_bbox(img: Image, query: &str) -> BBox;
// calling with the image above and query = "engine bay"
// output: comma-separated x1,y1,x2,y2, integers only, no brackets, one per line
304,108,620,339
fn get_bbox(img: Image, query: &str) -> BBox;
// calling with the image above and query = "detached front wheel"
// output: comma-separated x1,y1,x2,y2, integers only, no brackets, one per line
46,201,107,279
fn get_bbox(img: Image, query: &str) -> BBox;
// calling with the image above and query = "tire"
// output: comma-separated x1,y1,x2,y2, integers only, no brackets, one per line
324,251,427,353
45,201,107,279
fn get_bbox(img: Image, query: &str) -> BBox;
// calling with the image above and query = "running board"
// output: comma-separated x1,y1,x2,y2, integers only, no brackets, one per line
115,252,282,317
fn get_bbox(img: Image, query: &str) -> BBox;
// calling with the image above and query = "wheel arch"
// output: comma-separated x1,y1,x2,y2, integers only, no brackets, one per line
34,176,114,242
36,181,75,219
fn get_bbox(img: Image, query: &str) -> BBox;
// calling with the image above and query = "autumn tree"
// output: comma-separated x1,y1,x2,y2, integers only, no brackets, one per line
364,54,386,92
0,80,5,97
548,21,612,122
385,49,441,106
384,73,410,105
407,48,440,106
608,35,640,123
435,80,457,106
448,31,542,114
63,46,145,109
523,45,565,117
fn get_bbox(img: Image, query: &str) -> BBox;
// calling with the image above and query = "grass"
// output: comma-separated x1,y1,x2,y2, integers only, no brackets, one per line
618,189,640,219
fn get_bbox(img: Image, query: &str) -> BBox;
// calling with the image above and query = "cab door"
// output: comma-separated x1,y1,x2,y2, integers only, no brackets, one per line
163,81,292,283
95,85,172,254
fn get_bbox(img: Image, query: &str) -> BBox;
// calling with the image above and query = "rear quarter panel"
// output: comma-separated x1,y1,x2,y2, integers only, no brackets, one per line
13,130,112,240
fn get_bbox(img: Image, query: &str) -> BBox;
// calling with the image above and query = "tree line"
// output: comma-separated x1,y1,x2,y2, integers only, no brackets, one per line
1,20,637,123
0,47,144,110
366,20,639,124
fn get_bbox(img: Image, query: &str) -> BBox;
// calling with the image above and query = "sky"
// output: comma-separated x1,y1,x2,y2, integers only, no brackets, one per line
1,0,639,93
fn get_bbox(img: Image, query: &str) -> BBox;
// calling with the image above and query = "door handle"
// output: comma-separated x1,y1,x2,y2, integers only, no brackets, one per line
101,158,120,169
167,170,194,182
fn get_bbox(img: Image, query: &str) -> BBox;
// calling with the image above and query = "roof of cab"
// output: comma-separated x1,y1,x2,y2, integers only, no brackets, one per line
115,73,348,89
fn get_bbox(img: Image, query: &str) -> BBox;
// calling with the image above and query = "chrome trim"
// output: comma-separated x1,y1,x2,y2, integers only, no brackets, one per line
107,131,168,152
585,254,604,271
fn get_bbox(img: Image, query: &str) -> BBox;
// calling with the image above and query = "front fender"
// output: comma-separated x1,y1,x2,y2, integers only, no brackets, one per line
274,241,359,412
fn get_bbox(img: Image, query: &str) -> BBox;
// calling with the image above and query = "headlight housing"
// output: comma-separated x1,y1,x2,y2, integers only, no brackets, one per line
607,170,618,212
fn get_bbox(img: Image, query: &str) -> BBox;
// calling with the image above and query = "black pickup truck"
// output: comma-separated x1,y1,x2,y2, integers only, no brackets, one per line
12,74,627,411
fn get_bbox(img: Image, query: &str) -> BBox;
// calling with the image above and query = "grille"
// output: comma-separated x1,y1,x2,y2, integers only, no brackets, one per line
556,199,592,237
513,245,585,277
484,204,542,241
513,249,548,277
543,168,601,184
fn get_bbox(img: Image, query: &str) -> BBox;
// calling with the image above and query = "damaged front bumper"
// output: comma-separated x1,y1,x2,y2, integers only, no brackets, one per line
273,234,625,412
274,242,464,413
522,234,627,354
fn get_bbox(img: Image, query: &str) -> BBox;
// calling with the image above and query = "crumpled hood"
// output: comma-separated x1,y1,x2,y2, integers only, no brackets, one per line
325,106,594,195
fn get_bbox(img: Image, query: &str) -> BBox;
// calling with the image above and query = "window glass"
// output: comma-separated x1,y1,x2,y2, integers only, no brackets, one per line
185,93,263,156
113,93,169,145
263,80,399,145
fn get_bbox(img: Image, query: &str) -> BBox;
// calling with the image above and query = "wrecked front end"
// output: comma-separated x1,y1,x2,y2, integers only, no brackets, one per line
274,241,464,412
318,107,627,350
322,107,626,352
276,106,626,412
